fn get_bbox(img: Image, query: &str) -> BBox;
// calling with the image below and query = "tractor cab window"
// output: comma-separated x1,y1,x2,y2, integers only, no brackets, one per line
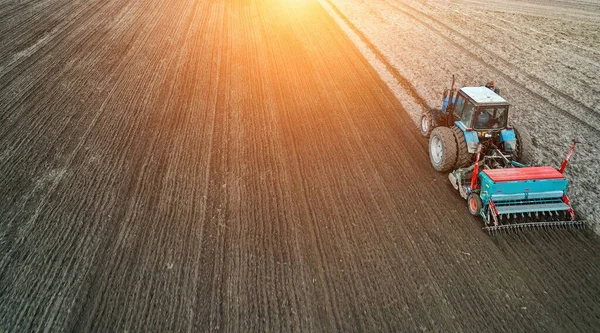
453,95,475,128
474,106,508,129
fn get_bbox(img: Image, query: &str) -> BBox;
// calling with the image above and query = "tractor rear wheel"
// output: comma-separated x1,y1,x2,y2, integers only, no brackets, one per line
512,123,533,164
429,127,457,172
467,193,482,216
419,108,437,138
451,125,473,168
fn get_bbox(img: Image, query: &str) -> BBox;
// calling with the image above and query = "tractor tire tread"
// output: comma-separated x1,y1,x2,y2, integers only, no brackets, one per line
451,125,473,168
429,127,457,172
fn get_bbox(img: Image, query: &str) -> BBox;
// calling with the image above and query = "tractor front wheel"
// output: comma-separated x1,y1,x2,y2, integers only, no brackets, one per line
419,110,434,138
467,193,482,216
429,127,457,172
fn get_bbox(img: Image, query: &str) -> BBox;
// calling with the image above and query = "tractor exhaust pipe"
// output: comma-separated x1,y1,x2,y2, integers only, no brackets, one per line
444,75,457,125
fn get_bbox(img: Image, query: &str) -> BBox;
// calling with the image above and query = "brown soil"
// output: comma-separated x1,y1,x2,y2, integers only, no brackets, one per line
0,0,599,331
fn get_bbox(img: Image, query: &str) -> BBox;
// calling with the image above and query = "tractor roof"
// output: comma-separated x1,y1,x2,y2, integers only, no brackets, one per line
460,87,508,106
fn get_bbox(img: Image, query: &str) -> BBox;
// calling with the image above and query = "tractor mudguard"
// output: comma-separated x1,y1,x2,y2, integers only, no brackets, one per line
454,121,479,153
441,95,457,114
442,97,450,114
499,128,516,152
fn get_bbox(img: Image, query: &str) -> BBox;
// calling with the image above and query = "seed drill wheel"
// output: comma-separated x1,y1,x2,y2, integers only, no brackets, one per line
429,127,457,172
467,193,482,216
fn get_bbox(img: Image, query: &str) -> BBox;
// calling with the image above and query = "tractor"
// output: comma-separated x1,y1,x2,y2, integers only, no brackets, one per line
421,76,583,233
419,76,527,171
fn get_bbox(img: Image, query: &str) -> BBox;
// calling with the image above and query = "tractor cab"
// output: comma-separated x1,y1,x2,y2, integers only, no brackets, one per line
452,87,509,134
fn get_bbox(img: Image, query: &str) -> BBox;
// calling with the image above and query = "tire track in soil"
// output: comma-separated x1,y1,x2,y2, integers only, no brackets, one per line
379,0,600,134
0,0,599,332
465,7,600,60
323,0,430,114
324,0,600,134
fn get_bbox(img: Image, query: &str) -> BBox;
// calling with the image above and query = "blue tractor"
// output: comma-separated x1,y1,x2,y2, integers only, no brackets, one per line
421,77,583,233
419,76,527,171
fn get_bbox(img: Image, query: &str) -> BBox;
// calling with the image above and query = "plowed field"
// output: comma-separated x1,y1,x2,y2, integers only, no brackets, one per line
1,0,599,332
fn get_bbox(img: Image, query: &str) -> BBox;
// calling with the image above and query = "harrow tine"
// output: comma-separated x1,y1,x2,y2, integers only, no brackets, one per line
483,219,589,235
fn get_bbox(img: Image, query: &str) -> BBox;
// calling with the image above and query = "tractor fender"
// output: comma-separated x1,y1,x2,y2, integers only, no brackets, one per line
441,95,457,114
454,121,479,153
442,97,450,114
499,128,516,152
